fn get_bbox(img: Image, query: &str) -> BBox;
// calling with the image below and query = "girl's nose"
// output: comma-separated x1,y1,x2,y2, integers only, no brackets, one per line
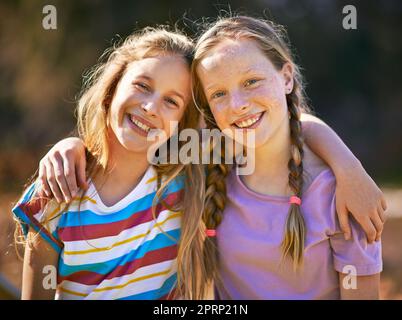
230,92,250,115
141,101,158,117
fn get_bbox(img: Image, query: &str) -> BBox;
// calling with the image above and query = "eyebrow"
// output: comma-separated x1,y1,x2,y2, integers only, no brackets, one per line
205,83,219,92
205,67,263,92
242,66,263,74
169,90,185,103
134,75,185,102
135,75,153,82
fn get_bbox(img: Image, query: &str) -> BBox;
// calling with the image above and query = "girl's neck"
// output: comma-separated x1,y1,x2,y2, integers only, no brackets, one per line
241,122,292,196
92,137,150,207
111,137,149,176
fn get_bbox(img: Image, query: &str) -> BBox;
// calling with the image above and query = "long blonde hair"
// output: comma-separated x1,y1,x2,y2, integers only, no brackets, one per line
15,27,208,299
191,15,311,282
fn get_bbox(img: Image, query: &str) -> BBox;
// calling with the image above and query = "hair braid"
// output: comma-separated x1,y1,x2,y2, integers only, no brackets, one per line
201,112,230,284
280,86,306,270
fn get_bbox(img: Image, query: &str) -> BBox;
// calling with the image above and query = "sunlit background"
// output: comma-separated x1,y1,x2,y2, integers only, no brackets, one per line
0,0,401,299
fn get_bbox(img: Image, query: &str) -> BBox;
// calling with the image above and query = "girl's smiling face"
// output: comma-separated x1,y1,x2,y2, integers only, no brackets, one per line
108,54,191,153
196,38,294,148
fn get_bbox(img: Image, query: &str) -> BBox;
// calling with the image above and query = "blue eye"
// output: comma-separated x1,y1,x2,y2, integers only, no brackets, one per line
211,91,226,100
244,79,259,87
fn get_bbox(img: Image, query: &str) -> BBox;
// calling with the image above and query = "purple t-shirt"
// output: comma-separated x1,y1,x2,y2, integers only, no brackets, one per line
215,168,382,299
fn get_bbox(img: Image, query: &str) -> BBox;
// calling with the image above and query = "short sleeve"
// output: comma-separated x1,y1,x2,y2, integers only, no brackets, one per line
329,204,382,276
12,182,64,254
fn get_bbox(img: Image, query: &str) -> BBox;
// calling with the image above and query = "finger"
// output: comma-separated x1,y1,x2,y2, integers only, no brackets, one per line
76,154,88,190
361,219,377,244
371,215,384,242
37,187,45,198
50,153,72,203
37,183,47,199
38,177,52,200
46,160,65,203
377,205,386,223
61,152,79,200
39,178,54,211
375,228,383,242
381,196,388,211
337,206,352,240
38,161,51,197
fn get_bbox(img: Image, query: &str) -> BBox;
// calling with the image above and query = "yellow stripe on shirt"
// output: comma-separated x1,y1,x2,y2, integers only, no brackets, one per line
58,286,89,297
58,268,173,297
146,176,158,184
94,269,173,292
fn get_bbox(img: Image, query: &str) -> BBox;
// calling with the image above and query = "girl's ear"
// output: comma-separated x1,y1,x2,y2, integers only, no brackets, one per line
281,62,294,94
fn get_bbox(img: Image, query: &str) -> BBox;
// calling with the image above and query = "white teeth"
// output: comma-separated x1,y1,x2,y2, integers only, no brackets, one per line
235,114,261,128
130,116,151,132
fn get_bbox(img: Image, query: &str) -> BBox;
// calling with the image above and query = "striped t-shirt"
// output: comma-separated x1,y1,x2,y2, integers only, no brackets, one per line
12,166,184,300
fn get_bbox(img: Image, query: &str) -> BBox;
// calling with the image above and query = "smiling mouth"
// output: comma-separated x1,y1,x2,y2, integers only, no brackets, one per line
127,114,156,136
232,112,265,129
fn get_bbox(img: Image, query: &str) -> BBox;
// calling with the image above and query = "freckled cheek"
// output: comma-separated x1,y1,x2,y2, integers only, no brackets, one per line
254,87,284,111
268,83,286,102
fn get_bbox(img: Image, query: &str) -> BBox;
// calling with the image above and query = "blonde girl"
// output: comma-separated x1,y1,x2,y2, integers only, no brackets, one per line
13,27,208,300
193,15,383,299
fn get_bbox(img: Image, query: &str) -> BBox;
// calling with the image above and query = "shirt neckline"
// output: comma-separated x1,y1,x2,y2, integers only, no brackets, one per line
86,165,155,212
233,168,333,203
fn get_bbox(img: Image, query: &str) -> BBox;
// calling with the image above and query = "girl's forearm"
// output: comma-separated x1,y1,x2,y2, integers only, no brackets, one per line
21,232,58,299
339,273,380,300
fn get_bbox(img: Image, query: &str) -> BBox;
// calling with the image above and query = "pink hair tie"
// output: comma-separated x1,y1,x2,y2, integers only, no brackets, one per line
289,196,302,206
206,229,217,237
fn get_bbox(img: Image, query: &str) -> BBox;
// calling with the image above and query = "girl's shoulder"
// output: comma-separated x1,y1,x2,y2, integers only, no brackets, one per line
302,145,333,194
13,182,62,221
12,181,64,253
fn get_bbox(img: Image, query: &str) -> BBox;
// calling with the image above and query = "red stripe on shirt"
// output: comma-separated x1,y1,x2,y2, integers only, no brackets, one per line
19,200,64,249
58,244,178,286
